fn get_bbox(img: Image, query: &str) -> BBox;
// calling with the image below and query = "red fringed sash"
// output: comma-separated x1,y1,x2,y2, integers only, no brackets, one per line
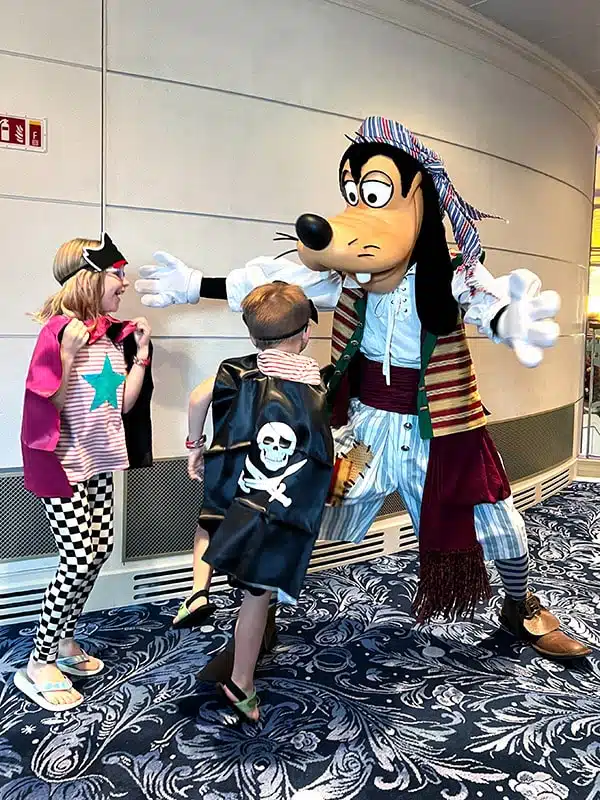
359,357,510,620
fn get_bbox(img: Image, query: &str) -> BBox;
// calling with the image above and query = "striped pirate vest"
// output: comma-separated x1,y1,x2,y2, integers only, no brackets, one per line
328,283,486,439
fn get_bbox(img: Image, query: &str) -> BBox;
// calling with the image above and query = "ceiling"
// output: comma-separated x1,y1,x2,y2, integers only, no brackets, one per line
452,0,600,93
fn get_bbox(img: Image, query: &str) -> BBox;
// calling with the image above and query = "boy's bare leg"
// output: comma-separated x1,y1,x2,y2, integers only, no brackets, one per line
197,601,277,683
190,525,213,607
222,590,272,721
173,525,213,623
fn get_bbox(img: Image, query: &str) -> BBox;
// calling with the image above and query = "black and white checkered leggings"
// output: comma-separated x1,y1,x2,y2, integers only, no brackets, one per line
33,473,115,663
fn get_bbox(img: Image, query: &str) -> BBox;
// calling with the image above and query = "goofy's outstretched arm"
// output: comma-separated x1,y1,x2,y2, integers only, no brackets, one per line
135,252,343,311
452,260,560,368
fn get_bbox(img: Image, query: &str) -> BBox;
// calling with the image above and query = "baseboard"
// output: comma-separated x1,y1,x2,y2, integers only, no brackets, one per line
576,457,600,480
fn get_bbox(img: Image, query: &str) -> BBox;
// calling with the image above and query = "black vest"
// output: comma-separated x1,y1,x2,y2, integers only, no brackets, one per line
202,354,333,602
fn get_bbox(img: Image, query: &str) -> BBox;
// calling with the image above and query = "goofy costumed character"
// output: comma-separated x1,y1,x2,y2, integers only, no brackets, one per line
136,116,589,661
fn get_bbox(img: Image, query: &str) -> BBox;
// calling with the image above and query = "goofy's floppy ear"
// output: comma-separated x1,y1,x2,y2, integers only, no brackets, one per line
411,170,459,336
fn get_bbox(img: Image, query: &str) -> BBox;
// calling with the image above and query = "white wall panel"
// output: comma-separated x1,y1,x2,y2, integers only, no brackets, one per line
106,0,595,194
0,0,101,67
0,56,101,203
107,73,591,265
150,336,332,459
0,339,35,469
107,206,332,339
472,334,584,422
0,199,101,335
106,73,345,222
438,145,593,266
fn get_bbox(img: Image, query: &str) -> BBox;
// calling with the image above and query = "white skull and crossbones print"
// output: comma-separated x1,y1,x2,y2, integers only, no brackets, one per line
257,422,297,471
239,422,307,507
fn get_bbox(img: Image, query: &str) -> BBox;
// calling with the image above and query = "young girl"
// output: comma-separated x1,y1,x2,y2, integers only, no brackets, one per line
16,234,153,711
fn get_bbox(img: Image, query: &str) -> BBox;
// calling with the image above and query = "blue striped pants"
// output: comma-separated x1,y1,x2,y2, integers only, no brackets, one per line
319,400,528,562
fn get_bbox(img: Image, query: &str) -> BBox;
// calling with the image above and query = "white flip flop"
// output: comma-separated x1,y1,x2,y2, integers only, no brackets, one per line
56,652,104,677
13,668,83,712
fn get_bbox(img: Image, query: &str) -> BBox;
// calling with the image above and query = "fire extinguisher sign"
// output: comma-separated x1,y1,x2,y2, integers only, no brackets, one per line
0,114,47,152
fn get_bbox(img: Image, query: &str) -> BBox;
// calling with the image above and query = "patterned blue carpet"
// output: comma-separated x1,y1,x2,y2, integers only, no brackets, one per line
1,482,600,800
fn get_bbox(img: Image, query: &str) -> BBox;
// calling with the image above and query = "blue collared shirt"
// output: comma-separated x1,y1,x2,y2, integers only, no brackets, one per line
359,266,422,375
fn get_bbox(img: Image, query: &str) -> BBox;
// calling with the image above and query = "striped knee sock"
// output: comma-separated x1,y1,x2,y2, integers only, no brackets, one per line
494,553,529,602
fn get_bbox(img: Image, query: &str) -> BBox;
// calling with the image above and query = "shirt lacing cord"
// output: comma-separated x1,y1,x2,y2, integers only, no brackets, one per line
381,283,411,386
382,295,397,386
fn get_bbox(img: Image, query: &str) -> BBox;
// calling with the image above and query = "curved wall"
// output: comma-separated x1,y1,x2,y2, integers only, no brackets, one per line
1,0,597,464
0,0,598,600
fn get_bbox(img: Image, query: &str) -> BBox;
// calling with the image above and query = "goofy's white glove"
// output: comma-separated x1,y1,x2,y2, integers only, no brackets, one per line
135,252,203,307
496,269,560,368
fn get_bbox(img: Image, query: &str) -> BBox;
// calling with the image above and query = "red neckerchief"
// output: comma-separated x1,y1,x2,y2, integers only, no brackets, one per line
85,315,137,344
257,350,321,385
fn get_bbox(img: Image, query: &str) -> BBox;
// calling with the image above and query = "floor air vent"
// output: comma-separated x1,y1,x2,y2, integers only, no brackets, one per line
513,486,538,512
0,586,45,623
133,567,229,602
309,530,386,572
540,469,571,501
397,521,417,551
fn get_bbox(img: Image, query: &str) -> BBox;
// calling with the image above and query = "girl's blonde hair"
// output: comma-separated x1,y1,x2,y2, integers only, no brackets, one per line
34,238,106,323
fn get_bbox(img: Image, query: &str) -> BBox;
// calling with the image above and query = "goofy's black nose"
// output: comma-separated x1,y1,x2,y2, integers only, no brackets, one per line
295,214,333,251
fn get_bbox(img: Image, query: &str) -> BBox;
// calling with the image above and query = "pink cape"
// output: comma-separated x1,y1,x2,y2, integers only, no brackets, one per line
21,315,137,498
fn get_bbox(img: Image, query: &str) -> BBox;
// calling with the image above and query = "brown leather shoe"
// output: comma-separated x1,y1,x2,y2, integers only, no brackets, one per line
197,604,278,683
500,592,591,660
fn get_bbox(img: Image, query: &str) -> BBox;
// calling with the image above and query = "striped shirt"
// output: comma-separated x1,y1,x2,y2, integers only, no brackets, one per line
55,336,129,484
257,349,322,385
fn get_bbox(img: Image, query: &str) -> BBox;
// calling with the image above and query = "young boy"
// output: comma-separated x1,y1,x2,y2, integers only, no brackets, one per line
186,282,334,723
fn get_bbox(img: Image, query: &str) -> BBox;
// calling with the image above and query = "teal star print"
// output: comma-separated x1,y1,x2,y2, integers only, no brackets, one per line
83,355,125,411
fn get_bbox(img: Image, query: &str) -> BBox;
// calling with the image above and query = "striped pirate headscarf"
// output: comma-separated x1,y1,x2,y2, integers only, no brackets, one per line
356,116,503,291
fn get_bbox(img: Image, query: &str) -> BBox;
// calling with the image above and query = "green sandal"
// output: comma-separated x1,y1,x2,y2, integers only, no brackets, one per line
218,678,259,724
172,589,216,630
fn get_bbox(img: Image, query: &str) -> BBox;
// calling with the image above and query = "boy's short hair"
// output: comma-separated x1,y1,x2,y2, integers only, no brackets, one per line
242,282,312,350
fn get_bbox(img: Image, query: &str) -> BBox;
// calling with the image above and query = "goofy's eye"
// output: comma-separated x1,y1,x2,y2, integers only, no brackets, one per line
342,180,359,206
360,180,393,208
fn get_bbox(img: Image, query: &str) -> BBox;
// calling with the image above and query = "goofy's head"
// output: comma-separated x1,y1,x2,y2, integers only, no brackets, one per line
294,117,497,336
